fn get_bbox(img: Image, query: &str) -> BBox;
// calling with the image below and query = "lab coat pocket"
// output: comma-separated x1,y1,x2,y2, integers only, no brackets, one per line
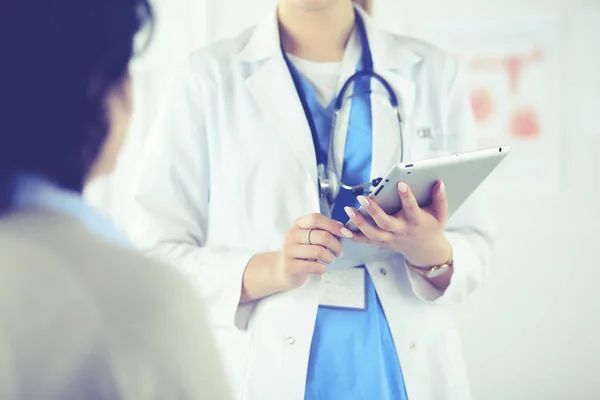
442,329,472,400
212,327,252,399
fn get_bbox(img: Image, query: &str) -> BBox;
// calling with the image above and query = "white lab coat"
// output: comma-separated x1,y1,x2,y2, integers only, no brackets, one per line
128,7,494,400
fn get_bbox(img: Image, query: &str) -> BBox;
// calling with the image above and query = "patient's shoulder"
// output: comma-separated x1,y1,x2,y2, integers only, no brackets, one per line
0,209,198,320
0,209,227,399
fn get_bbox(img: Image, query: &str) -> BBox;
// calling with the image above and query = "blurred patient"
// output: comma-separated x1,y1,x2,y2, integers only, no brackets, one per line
0,1,227,399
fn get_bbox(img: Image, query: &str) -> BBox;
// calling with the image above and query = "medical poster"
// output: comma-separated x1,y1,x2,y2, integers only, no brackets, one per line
431,16,562,194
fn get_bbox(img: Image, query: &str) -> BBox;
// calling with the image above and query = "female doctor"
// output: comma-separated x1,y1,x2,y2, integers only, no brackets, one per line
128,0,494,399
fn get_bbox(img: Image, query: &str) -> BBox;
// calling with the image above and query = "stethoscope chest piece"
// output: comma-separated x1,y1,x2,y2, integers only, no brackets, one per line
317,164,340,207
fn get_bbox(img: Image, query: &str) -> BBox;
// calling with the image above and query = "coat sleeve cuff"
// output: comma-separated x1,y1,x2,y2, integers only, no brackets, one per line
177,249,256,329
405,231,488,305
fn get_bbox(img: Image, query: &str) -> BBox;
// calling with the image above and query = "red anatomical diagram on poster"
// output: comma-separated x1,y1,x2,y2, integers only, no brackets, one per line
465,46,544,140
434,19,561,193
510,107,540,137
470,87,495,124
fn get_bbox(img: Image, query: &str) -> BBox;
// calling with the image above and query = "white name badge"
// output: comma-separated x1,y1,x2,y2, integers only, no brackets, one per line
319,267,367,310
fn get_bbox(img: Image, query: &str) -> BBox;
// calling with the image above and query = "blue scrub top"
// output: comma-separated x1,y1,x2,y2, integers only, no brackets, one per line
292,66,409,399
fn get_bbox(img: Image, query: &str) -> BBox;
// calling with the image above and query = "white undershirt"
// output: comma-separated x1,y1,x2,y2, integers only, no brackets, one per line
287,54,342,107
286,28,361,107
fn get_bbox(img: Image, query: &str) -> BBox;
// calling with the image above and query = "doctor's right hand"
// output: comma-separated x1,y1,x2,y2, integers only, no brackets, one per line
240,214,354,303
277,214,354,289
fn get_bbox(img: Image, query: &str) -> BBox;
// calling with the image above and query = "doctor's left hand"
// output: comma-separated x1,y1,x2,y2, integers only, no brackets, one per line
345,180,452,268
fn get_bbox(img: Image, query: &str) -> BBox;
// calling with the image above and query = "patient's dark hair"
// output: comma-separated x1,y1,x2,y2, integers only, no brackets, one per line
0,0,153,212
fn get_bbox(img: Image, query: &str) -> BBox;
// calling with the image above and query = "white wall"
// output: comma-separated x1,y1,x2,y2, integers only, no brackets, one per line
205,0,278,42
205,0,600,398
85,0,211,225
373,0,600,399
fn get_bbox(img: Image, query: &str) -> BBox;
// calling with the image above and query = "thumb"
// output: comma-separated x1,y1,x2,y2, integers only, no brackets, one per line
429,180,448,223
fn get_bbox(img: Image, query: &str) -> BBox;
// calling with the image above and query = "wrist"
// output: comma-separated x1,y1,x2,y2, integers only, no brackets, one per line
405,235,452,268
241,251,284,303
266,251,289,292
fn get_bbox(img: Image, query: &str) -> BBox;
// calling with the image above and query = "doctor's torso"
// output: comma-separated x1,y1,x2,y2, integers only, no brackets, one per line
134,9,480,400
167,21,458,253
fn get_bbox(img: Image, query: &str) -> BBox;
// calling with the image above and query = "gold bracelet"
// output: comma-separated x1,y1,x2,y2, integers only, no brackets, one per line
406,251,454,279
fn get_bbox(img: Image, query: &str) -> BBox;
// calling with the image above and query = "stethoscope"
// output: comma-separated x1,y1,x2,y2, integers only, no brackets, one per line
281,10,405,215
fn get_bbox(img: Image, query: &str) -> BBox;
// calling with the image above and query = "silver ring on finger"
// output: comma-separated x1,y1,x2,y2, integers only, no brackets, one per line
307,228,314,245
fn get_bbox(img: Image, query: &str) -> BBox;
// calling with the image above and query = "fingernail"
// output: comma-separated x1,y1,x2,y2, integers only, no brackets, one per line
439,181,446,195
344,207,356,219
357,196,369,207
340,227,354,238
398,182,408,193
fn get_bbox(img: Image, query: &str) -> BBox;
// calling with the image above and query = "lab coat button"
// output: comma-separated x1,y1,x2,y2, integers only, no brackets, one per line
380,267,387,276
410,342,417,351
287,337,296,345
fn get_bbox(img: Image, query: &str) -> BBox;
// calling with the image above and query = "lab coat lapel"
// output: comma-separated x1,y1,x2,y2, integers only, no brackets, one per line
331,30,362,182
357,6,421,180
370,69,416,179
240,11,319,197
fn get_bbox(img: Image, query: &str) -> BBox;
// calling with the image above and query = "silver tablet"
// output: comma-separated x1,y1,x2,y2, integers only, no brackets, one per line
345,146,510,232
